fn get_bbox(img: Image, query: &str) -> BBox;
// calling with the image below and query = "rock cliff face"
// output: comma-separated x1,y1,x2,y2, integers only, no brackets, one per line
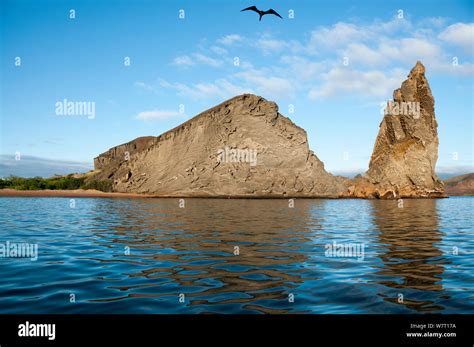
91,94,347,197
91,62,445,199
94,136,155,171
347,61,445,198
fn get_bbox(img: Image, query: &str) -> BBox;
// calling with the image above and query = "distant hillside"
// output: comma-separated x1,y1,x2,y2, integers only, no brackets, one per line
0,155,92,178
444,173,474,196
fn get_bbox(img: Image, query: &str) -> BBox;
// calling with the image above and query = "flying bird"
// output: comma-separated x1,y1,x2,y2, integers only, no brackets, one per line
241,6,282,21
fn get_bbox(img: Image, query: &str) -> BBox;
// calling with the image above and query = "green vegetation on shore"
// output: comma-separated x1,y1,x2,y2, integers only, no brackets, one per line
0,176,112,192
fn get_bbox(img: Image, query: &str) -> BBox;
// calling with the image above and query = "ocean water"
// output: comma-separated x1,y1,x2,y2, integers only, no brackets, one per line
0,197,472,314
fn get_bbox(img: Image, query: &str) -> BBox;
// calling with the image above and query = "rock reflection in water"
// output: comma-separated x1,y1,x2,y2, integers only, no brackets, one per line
371,199,447,312
91,199,324,313
2,197,471,313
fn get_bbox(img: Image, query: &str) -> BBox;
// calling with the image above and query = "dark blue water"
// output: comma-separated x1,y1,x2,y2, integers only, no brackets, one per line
0,197,472,314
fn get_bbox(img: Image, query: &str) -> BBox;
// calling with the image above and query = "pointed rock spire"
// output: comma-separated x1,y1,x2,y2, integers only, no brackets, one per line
348,61,445,198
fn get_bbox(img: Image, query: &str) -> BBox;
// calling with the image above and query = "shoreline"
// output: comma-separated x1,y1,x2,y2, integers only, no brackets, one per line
0,189,158,199
0,188,454,199
0,189,339,199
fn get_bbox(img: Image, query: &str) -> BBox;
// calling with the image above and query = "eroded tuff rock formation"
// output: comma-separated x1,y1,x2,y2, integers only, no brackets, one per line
91,94,347,197
347,61,445,198
90,61,445,199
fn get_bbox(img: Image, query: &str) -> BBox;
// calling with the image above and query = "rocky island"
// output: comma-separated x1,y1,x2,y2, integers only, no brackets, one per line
87,61,446,199
346,61,445,198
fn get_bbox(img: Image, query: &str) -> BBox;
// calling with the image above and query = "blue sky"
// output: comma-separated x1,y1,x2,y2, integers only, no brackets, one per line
1,0,473,177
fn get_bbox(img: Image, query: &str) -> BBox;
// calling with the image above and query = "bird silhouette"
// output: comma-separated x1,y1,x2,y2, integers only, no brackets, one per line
241,6,282,21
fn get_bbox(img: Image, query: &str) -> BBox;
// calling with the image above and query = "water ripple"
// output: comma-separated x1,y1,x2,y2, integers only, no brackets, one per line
0,197,472,313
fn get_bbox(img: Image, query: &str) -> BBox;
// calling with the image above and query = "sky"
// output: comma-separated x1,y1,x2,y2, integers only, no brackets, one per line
1,0,473,177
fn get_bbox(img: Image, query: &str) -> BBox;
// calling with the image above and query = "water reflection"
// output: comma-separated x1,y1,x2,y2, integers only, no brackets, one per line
90,199,325,313
371,199,447,312
1,196,471,314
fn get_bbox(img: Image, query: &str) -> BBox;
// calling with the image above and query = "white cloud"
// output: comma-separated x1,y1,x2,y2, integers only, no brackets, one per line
135,110,183,121
279,55,326,81
172,53,223,68
173,55,195,67
421,17,447,28
308,22,371,52
369,16,412,35
210,46,228,55
429,61,474,75
343,43,385,66
134,81,155,92
218,34,243,45
343,37,444,68
308,67,405,99
396,38,442,61
256,38,288,53
236,70,295,98
159,14,473,103
193,53,222,67
439,23,474,53
159,78,252,100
